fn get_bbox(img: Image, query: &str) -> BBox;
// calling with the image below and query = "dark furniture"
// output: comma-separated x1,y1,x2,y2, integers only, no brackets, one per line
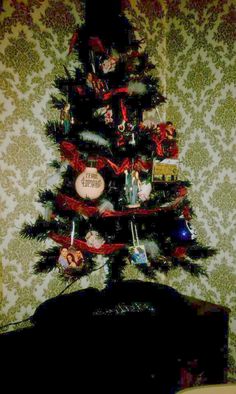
0,280,229,393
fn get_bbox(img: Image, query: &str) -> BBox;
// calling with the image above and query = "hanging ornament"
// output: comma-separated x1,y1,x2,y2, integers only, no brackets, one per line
138,181,152,202
86,72,107,97
128,222,149,266
57,221,84,273
127,123,135,145
172,246,187,259
85,230,105,249
75,166,105,200
152,159,178,183
124,169,141,208
64,246,84,270
101,56,117,74
94,105,113,125
170,217,196,242
60,103,74,133
162,121,179,158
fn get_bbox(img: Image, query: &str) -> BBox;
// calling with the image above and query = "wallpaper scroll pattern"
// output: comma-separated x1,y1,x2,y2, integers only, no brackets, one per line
0,0,235,378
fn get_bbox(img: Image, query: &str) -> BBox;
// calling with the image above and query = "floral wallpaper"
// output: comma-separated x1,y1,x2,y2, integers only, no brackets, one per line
0,0,235,379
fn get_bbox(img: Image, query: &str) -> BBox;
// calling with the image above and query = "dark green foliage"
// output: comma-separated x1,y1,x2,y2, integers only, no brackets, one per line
187,245,217,259
49,160,61,169
38,190,56,205
20,216,68,241
35,246,60,272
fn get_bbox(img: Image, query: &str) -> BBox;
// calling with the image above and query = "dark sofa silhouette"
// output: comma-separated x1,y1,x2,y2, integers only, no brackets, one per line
0,280,229,393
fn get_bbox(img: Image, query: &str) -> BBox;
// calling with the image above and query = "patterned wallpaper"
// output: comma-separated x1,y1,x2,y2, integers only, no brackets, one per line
0,0,235,379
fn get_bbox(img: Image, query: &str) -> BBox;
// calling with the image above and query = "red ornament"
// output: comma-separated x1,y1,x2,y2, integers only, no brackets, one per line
75,86,85,95
172,247,187,258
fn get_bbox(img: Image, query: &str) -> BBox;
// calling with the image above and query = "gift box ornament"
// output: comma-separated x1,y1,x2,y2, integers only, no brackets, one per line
152,159,178,182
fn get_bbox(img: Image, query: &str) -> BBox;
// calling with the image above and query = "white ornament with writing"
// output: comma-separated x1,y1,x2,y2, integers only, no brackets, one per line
75,167,105,200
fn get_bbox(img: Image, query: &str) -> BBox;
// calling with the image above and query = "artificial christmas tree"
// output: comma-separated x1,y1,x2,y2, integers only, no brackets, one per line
21,0,215,284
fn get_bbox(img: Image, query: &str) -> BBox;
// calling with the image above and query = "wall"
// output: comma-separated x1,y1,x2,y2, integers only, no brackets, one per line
0,0,235,378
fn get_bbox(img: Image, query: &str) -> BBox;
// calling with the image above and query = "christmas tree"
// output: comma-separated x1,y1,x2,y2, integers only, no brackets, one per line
21,0,215,284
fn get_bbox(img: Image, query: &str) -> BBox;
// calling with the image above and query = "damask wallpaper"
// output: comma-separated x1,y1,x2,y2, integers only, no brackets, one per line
0,0,235,379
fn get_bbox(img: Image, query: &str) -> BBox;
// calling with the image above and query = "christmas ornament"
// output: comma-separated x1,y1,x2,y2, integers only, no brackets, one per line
79,131,110,148
60,103,74,133
152,159,178,182
101,56,117,73
172,247,187,259
129,222,149,266
162,121,179,158
138,181,152,202
75,167,105,200
98,199,114,214
94,105,113,124
126,123,135,145
86,72,107,96
171,217,195,242
124,169,141,208
85,230,105,249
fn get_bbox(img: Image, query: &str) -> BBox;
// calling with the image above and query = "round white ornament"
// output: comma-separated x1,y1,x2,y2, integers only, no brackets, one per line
75,167,105,199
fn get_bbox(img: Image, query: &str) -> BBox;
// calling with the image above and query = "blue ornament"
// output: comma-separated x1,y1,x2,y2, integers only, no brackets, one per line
171,218,194,242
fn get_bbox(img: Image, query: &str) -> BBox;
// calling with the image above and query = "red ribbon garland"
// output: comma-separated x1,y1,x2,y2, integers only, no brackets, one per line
56,193,185,218
103,87,128,101
60,141,86,172
49,232,125,254
60,141,152,174
56,194,98,217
